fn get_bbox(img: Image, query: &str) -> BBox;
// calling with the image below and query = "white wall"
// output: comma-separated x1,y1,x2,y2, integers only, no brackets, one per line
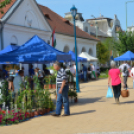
56,33,97,70
7,0,51,32
76,20,90,34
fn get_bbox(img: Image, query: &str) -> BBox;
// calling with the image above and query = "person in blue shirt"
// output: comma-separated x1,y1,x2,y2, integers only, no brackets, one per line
2,65,8,78
29,65,34,76
82,64,87,82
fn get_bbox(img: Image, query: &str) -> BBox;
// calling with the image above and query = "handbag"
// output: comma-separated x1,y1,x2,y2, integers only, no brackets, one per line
106,87,113,98
121,89,129,97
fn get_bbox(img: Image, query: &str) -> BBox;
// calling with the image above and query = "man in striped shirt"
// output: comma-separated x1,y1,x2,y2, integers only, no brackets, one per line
52,61,70,116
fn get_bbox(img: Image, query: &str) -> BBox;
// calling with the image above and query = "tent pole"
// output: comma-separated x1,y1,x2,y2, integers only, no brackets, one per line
20,63,22,70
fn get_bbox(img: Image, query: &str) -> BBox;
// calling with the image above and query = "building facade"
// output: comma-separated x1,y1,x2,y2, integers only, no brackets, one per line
65,12,122,41
0,0,99,75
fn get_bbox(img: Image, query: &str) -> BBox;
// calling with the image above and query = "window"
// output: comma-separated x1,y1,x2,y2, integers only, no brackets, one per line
88,48,93,56
81,47,86,53
11,36,18,45
85,27,88,32
63,46,69,52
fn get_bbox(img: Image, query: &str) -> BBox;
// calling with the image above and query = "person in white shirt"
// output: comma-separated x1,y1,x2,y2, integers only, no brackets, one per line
70,63,76,76
13,70,24,104
119,61,130,89
130,66,134,88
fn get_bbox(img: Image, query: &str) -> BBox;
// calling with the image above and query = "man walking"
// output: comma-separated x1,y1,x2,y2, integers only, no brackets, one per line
82,64,87,82
52,61,70,116
119,61,130,89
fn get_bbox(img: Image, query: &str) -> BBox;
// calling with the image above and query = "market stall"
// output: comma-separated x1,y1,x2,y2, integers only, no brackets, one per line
0,36,79,126
79,52,98,62
114,51,134,61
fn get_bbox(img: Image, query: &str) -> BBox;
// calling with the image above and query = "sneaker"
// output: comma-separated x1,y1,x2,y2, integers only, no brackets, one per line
51,113,60,117
115,98,120,104
62,114,70,116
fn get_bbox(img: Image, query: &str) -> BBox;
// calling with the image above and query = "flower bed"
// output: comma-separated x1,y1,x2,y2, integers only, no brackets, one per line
0,108,55,126
0,76,55,126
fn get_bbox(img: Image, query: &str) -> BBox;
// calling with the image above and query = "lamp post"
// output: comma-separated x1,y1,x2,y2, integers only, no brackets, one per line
126,0,134,30
91,15,98,38
70,5,80,93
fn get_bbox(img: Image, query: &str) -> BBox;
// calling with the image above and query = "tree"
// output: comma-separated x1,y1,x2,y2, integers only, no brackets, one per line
96,42,109,64
102,37,118,59
115,31,134,55
0,0,12,14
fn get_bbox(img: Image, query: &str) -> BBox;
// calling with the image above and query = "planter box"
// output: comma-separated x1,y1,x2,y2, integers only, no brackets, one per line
44,84,52,89
52,84,56,89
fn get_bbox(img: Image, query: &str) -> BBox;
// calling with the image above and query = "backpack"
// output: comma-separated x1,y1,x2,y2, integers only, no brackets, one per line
123,65,129,76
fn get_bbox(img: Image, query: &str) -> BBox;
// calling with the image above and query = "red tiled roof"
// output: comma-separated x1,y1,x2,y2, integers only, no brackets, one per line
38,5,99,41
0,1,99,41
0,0,17,19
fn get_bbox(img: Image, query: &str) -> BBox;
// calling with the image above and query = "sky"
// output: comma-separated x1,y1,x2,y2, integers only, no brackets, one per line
37,0,134,31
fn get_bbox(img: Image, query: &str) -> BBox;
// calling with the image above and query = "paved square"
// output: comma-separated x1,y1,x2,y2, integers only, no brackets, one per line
1,78,134,134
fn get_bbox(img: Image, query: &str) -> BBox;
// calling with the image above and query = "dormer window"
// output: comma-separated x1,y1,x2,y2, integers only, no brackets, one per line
44,13,50,19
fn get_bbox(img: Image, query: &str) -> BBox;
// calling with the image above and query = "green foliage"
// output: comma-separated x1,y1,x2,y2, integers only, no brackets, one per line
0,75,55,125
102,38,118,59
68,90,77,97
0,80,8,105
115,31,134,55
97,42,109,64
0,0,12,14
99,70,108,79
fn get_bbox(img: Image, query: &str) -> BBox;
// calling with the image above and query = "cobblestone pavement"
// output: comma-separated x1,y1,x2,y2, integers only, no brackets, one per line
1,78,134,134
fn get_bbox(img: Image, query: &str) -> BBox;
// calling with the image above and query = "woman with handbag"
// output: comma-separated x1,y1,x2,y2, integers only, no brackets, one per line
108,61,124,104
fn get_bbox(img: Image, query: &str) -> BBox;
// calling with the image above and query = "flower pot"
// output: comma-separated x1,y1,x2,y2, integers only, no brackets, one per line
39,109,44,115
44,84,52,89
74,97,78,103
46,108,50,113
44,85,48,89
43,109,47,114
25,112,30,119
52,84,56,89
49,84,52,89
34,110,39,116
30,112,34,117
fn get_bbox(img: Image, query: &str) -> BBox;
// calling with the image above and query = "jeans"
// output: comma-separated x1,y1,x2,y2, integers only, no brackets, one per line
56,85,70,115
112,83,121,99
123,76,128,89
83,71,87,82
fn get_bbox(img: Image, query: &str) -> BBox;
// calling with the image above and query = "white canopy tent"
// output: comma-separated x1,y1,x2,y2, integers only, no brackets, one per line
79,52,98,62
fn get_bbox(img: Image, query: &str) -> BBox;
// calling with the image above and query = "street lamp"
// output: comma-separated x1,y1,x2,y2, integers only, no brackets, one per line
126,0,134,30
70,5,80,93
91,15,98,38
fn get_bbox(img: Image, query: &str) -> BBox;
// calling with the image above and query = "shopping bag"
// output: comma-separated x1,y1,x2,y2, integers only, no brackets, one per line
106,87,113,98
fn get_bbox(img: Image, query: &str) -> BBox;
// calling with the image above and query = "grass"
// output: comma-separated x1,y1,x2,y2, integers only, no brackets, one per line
99,70,108,79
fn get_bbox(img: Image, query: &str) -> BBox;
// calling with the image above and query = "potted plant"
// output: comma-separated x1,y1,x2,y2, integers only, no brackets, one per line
51,75,56,89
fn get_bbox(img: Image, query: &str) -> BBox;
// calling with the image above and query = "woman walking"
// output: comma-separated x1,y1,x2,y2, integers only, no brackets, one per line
108,61,124,104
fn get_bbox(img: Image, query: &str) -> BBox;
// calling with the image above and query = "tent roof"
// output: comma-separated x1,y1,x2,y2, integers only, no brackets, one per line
68,51,87,62
114,51,134,61
79,52,98,62
0,35,71,63
0,45,19,55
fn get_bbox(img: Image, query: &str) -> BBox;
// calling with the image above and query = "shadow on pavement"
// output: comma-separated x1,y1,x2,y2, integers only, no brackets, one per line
120,101,134,104
71,110,96,116
70,97,104,107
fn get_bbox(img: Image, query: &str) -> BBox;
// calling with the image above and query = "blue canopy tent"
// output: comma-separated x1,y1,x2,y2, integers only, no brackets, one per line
0,45,19,55
0,35,71,64
114,51,134,61
68,51,87,62
0,45,19,64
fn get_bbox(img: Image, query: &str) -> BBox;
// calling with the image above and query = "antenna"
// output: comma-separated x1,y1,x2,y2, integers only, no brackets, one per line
99,7,101,17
